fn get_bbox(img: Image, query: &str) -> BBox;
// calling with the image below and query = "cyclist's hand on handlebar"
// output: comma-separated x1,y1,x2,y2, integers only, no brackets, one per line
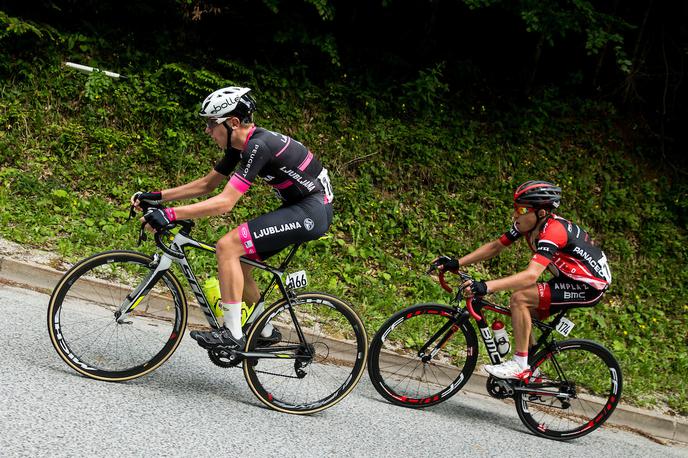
140,207,176,233
461,279,488,298
428,255,460,274
131,191,163,212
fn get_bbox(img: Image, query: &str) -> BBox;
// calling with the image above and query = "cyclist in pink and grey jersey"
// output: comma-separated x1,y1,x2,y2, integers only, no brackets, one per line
131,87,334,350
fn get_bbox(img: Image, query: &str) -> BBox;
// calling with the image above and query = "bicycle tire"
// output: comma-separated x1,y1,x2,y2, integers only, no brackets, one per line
243,292,368,414
514,339,622,440
47,250,188,382
367,303,479,408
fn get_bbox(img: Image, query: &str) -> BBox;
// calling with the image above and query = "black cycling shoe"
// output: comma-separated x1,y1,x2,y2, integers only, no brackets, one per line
256,327,282,347
190,327,245,350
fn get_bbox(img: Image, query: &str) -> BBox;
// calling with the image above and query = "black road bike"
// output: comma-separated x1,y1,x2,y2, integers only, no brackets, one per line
48,215,367,414
367,267,622,440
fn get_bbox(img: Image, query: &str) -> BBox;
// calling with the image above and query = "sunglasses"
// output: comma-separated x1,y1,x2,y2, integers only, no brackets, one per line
514,205,535,215
206,119,220,129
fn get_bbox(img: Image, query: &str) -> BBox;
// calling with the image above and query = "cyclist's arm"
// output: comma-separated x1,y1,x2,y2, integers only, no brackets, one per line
158,170,227,202
484,260,547,293
459,239,508,266
169,180,242,219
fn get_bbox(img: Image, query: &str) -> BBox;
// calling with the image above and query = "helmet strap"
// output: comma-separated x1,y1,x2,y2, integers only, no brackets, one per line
222,120,232,149
534,209,552,229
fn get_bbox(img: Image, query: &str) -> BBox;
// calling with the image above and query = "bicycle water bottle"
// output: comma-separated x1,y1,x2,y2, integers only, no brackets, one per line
202,277,223,319
492,320,511,356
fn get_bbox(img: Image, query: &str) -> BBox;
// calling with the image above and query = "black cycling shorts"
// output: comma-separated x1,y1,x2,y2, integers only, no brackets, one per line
237,193,333,260
536,276,607,319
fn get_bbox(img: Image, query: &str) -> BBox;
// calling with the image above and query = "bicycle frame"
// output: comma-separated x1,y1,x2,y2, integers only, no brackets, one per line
116,220,309,357
437,270,569,367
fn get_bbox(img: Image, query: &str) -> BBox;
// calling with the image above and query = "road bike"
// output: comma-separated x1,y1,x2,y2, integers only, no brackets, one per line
366,266,622,440
48,214,368,414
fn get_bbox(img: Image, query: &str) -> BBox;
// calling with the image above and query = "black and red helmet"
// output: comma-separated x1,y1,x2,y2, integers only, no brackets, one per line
514,180,561,209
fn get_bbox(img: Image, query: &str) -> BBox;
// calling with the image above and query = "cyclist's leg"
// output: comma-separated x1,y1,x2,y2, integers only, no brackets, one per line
188,230,246,349
484,285,539,379
241,264,260,305
240,263,274,338
217,229,248,303
509,285,540,354
212,229,248,342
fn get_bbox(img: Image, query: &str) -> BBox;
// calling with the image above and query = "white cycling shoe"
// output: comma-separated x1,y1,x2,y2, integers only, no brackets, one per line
484,359,532,381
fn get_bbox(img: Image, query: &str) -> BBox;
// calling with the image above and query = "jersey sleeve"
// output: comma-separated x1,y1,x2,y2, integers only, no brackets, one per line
533,219,568,266
228,139,272,194
499,224,522,246
213,148,242,176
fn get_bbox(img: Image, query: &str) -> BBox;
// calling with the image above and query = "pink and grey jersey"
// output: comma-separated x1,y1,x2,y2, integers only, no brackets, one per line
214,127,332,205
499,215,612,290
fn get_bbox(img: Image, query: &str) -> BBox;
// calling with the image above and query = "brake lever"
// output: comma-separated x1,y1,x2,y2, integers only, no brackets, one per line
138,222,148,246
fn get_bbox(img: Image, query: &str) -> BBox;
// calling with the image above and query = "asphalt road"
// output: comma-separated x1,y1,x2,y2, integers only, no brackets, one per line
1,283,686,457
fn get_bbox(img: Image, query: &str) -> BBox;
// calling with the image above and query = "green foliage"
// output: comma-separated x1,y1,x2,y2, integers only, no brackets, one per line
401,63,450,114
462,0,633,73
0,11,56,41
1,19,686,416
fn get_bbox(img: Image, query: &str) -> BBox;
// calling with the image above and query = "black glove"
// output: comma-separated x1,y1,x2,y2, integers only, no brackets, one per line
132,191,163,207
143,207,175,231
433,255,460,272
470,280,488,296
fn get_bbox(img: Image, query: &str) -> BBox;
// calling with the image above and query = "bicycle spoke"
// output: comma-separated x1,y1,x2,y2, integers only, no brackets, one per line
367,304,478,407
515,339,622,439
244,293,367,414
48,251,186,381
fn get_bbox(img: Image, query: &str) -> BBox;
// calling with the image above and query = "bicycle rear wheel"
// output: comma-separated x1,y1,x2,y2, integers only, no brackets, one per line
47,250,187,381
514,339,622,440
243,292,367,414
367,303,479,408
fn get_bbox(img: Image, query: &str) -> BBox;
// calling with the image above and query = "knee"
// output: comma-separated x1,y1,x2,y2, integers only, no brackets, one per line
216,230,243,259
510,290,530,311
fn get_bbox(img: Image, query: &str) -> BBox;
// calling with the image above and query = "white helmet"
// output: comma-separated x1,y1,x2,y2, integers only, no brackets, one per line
199,86,256,124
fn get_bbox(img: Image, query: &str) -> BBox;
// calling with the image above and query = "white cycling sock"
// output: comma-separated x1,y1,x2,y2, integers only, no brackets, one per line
514,352,529,370
248,301,274,338
221,302,243,340
261,321,274,338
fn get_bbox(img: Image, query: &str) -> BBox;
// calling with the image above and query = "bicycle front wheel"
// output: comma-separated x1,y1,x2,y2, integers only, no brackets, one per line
243,292,368,414
367,303,479,408
47,250,188,382
514,339,622,440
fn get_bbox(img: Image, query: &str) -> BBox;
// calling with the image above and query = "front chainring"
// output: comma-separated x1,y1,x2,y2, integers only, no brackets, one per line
486,376,514,399
208,348,242,368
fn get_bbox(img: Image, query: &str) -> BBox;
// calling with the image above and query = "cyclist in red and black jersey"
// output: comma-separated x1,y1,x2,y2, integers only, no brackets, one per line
131,87,334,350
434,181,611,380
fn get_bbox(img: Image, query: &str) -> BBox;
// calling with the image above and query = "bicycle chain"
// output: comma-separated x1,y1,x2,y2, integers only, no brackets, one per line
212,362,304,379
208,346,308,379
252,368,304,379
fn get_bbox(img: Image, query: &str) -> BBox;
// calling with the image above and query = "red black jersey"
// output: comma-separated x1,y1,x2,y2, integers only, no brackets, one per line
499,215,611,290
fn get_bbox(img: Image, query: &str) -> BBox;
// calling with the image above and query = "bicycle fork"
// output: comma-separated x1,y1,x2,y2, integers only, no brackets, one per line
115,254,174,323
